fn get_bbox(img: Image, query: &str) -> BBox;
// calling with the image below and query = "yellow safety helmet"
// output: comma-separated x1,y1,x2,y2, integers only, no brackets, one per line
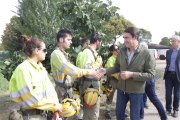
61,98,81,117
83,88,99,109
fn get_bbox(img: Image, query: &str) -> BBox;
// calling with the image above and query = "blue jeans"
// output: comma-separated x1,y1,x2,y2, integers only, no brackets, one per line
140,78,167,120
116,89,143,120
143,93,147,104
165,73,180,111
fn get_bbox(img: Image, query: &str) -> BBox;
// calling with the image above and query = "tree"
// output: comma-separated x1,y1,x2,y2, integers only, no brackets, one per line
1,16,23,51
1,0,120,79
175,31,180,36
17,0,119,62
159,37,170,46
16,0,119,46
102,16,134,43
139,28,152,43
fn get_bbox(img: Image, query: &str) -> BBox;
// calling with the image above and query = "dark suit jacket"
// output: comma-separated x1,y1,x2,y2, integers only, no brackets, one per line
164,49,180,82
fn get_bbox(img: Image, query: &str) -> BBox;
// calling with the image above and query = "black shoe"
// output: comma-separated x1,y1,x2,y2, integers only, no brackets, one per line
144,102,149,109
166,110,172,116
105,111,112,119
172,110,178,118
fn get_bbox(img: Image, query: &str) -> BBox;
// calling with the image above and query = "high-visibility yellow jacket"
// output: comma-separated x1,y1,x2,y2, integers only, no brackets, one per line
105,55,118,80
76,51,83,68
77,47,102,70
9,59,59,112
50,48,93,85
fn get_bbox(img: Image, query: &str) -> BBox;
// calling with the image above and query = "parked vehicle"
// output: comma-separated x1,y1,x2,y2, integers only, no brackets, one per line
148,49,158,59
157,49,169,60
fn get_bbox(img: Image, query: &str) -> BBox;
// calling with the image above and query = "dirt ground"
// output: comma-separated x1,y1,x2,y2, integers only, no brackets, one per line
0,60,179,120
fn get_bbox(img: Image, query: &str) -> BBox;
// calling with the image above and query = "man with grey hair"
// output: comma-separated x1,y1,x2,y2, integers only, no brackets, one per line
164,35,180,118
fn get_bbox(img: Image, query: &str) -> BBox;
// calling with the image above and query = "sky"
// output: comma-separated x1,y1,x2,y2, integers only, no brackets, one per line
0,0,18,42
112,0,180,44
0,0,180,44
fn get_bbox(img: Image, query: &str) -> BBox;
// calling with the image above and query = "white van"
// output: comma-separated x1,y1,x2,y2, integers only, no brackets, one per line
148,49,158,59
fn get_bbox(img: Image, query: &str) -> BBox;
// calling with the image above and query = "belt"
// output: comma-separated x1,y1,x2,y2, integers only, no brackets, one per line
55,81,72,89
167,71,176,74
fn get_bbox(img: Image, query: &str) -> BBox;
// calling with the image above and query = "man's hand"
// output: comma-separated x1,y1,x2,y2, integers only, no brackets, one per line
96,68,106,79
120,71,134,80
90,68,106,80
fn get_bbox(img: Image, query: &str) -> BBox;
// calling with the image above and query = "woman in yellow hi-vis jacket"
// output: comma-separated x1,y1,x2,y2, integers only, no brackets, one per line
104,45,119,119
9,35,62,120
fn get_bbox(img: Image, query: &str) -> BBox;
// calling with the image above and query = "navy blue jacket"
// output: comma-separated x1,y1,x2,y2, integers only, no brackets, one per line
164,49,180,82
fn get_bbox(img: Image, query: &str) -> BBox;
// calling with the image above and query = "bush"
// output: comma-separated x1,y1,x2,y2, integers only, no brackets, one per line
0,73,9,93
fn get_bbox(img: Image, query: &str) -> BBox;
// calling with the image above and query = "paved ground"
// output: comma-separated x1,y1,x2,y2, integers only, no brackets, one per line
99,60,179,120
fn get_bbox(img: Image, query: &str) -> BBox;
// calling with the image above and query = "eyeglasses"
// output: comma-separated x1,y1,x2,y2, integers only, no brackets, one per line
38,48,47,53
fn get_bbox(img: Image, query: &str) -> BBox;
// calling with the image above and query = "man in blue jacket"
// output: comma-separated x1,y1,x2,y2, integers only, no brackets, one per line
164,35,180,118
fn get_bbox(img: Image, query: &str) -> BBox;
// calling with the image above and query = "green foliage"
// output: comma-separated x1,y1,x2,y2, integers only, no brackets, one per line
159,37,170,46
175,31,180,36
1,51,25,81
1,16,23,51
102,16,134,41
1,0,124,79
139,28,152,43
0,73,9,92
98,45,110,66
16,0,119,46
0,51,10,61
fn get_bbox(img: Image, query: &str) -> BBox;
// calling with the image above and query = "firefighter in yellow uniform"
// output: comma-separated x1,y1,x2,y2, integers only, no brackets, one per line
9,35,62,120
50,29,97,103
73,37,90,95
77,32,102,120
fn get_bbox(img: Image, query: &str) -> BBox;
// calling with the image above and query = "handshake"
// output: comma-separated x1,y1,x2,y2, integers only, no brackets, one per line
90,68,134,80
90,68,107,80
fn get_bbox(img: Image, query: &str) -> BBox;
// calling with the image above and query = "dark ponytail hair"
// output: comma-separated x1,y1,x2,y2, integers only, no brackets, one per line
20,35,43,57
109,45,118,52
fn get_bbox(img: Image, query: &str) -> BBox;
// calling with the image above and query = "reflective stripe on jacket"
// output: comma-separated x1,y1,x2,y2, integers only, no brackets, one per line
50,48,92,84
9,59,59,112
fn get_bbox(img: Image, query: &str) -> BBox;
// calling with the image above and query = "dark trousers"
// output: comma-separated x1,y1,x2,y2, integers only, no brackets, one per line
140,77,167,120
116,90,143,120
143,93,147,104
165,72,180,111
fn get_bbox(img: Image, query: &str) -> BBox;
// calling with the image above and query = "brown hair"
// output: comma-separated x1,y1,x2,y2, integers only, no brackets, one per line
124,27,139,40
20,35,43,57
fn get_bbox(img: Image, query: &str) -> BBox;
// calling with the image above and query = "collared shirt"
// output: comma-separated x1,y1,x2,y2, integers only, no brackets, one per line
169,48,179,71
9,59,59,112
126,46,138,65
